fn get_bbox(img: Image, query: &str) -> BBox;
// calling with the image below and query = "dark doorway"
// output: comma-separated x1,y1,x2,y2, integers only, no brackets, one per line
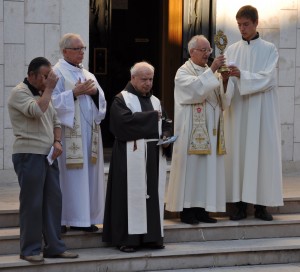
89,0,215,162
89,0,162,149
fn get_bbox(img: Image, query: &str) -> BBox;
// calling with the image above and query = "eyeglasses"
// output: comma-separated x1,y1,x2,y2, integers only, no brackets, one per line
194,48,213,54
65,47,87,52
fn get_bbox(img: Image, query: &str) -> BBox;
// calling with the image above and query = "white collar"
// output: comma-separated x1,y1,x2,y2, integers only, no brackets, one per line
58,59,83,72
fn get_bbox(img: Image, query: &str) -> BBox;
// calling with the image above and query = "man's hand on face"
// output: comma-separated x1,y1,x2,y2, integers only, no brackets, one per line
44,70,59,91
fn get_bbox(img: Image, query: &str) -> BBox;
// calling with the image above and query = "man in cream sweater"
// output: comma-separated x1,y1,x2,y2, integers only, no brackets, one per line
8,57,78,263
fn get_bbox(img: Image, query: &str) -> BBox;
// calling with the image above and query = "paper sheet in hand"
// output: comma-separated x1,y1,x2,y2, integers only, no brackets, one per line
157,135,178,146
47,146,54,165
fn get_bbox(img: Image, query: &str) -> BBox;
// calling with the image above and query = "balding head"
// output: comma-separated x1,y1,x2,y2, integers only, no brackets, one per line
130,62,155,96
188,35,212,67
188,35,208,54
59,33,83,54
130,61,155,76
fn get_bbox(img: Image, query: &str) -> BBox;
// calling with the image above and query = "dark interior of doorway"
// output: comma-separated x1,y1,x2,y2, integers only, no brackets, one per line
90,0,162,161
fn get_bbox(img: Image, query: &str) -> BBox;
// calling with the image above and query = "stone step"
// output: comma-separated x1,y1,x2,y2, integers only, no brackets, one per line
1,237,300,271
0,210,18,229
1,214,300,255
150,263,300,271
2,199,300,229
0,171,299,228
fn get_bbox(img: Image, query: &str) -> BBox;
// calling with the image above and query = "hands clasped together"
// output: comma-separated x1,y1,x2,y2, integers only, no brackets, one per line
73,78,98,97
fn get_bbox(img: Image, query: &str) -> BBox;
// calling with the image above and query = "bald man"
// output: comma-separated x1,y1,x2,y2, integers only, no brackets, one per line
166,35,230,225
103,62,172,253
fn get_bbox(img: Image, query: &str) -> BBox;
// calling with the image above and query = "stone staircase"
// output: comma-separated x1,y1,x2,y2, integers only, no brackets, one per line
0,172,300,271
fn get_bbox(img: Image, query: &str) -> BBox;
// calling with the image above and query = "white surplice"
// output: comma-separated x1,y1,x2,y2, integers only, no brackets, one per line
224,37,283,206
165,60,233,212
52,59,107,226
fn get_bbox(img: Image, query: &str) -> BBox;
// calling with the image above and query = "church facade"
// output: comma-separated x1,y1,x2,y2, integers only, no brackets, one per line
0,0,299,175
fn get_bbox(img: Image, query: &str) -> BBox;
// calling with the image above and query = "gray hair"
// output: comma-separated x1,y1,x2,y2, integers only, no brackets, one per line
187,35,208,54
59,33,83,53
130,61,155,76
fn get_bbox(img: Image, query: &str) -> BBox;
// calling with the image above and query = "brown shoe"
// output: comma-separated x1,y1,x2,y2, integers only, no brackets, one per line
44,251,79,259
20,255,44,262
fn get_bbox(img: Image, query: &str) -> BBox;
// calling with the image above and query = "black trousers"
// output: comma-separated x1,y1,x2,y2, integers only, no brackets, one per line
12,153,66,256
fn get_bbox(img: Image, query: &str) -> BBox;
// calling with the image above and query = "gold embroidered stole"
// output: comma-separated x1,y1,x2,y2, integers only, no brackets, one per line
65,99,84,169
56,65,84,169
91,122,99,164
217,111,226,155
56,64,100,168
186,60,226,155
188,103,211,154
81,69,100,164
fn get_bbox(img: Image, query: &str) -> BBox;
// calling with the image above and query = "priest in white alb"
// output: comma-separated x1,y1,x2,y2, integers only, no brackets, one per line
52,33,106,232
165,35,232,224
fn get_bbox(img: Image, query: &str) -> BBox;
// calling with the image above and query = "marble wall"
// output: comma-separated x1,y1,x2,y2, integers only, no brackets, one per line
0,0,89,170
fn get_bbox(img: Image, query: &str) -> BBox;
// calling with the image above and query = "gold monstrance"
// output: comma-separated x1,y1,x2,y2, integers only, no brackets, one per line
214,30,230,73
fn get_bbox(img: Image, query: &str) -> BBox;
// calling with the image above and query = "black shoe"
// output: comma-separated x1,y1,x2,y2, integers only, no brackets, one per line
143,242,165,249
180,216,199,225
230,210,247,220
180,208,199,225
61,225,67,234
70,224,99,232
149,244,165,249
230,201,247,221
199,215,217,223
118,245,137,253
194,208,217,223
254,205,273,221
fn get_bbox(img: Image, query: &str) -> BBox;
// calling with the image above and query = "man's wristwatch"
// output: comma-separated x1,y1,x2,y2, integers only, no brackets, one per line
54,139,63,146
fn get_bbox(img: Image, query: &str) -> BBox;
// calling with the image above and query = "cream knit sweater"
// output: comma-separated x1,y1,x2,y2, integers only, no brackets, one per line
8,82,61,155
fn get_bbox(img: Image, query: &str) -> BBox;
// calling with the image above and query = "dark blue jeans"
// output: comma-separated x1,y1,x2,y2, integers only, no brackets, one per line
12,153,66,256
